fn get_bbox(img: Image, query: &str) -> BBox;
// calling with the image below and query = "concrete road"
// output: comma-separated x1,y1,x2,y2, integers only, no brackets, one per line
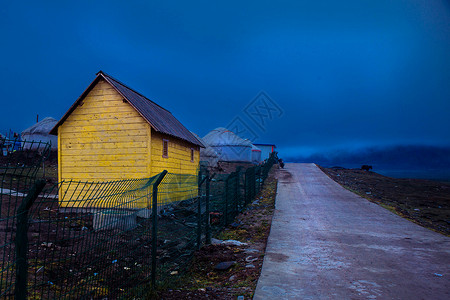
254,163,450,299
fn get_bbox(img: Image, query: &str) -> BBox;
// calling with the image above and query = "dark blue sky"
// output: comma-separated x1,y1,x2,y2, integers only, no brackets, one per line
1,0,449,157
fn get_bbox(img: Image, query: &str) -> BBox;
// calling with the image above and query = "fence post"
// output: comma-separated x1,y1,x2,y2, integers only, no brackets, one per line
205,171,212,244
225,175,229,226
197,170,206,250
151,170,167,288
197,170,201,250
257,166,262,192
244,170,248,206
234,171,239,213
252,167,256,200
247,168,251,202
229,172,235,219
15,179,46,300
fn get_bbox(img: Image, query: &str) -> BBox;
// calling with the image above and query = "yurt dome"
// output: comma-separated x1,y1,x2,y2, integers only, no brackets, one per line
191,132,219,167
251,144,262,163
21,117,58,149
202,127,252,162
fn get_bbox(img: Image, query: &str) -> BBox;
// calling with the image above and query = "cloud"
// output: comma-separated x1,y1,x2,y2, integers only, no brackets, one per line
0,0,449,154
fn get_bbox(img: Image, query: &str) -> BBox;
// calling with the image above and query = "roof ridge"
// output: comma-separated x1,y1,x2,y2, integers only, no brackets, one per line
51,71,203,147
97,70,172,114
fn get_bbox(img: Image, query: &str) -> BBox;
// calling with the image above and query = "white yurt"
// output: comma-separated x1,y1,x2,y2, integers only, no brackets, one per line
251,144,262,163
191,132,219,167
200,146,220,167
202,127,252,162
21,117,58,149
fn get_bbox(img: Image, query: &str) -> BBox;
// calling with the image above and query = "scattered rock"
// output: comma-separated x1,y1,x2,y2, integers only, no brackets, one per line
215,261,236,270
211,238,248,246
245,256,258,263
229,275,236,281
245,264,255,268
222,240,247,246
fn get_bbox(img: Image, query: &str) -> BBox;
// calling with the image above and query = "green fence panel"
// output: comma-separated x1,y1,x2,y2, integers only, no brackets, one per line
0,139,51,298
1,146,277,298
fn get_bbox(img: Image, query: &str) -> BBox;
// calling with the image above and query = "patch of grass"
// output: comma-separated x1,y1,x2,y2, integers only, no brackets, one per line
217,229,248,241
378,202,398,214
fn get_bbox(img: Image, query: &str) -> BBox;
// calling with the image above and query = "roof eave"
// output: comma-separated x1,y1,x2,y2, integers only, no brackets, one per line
152,129,205,148
49,75,103,135
101,73,204,148
50,71,204,148
253,143,277,147
49,71,161,136
100,74,160,131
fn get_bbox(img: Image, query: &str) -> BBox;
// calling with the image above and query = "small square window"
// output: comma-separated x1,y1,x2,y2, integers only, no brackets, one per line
162,139,169,158
190,148,194,162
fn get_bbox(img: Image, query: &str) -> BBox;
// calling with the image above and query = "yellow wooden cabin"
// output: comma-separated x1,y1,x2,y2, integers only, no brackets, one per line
50,71,204,208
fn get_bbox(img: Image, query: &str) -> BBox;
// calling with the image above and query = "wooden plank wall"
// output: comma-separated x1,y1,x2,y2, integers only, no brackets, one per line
150,131,199,176
151,131,200,204
57,78,200,207
58,79,151,182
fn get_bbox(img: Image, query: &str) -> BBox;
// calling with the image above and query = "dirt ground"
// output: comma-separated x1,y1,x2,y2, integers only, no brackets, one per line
156,168,278,299
319,166,450,236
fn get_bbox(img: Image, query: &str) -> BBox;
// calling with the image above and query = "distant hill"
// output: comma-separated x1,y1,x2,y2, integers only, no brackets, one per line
287,145,450,170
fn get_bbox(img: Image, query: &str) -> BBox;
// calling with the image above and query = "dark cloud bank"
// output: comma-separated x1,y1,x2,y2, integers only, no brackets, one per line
286,145,450,181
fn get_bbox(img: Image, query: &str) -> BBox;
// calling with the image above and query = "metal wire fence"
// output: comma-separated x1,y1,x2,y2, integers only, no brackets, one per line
198,153,278,243
1,149,278,299
0,139,51,298
24,176,160,299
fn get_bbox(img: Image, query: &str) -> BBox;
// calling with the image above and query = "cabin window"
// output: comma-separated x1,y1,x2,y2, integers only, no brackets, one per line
162,139,169,158
190,148,194,162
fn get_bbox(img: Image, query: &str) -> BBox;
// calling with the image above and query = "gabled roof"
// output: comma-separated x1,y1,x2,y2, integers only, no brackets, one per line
50,71,203,147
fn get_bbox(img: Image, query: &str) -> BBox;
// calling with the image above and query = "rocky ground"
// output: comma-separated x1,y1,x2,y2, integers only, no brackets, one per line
155,168,278,299
319,166,450,236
